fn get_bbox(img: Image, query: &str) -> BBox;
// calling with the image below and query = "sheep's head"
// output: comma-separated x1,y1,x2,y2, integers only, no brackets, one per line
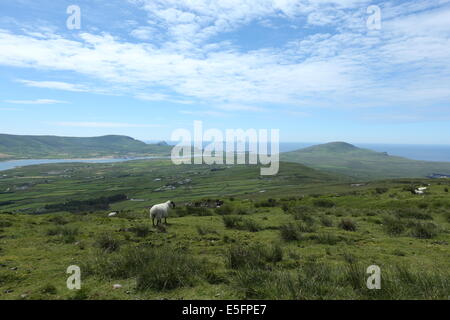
168,200,176,208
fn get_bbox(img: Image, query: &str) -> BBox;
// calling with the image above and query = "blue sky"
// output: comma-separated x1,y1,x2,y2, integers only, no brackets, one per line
0,0,450,144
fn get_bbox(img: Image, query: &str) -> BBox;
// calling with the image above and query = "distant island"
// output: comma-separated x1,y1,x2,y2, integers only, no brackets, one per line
281,142,450,180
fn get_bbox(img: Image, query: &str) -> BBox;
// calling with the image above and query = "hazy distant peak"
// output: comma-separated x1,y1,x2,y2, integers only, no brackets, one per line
303,142,358,153
156,141,169,146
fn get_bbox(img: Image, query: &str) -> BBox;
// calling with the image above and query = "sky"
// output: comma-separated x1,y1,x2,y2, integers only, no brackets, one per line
0,0,450,144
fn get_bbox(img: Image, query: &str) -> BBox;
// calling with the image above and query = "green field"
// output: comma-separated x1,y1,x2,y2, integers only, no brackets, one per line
0,159,449,300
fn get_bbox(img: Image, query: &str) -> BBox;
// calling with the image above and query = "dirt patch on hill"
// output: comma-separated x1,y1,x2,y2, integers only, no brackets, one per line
0,153,12,158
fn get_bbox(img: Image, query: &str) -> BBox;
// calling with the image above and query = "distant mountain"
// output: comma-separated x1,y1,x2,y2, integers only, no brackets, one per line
0,134,172,159
281,142,450,180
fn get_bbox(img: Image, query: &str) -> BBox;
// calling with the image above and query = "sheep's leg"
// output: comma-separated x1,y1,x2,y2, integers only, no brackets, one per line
152,217,155,227
164,217,167,224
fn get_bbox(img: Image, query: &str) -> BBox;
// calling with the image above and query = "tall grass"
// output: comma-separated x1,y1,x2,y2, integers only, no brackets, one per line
46,225,79,243
86,245,207,291
196,225,218,236
227,243,283,270
382,216,405,236
222,216,262,232
231,260,450,299
94,233,121,252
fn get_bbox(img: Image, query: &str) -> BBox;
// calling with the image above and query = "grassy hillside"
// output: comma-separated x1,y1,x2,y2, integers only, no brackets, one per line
0,160,448,300
281,142,450,180
0,134,172,159
0,159,346,214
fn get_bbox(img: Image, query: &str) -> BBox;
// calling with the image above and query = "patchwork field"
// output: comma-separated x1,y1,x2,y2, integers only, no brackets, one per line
0,160,449,300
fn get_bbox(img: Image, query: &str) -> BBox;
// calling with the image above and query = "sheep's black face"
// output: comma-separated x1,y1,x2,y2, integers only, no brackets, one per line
170,201,176,208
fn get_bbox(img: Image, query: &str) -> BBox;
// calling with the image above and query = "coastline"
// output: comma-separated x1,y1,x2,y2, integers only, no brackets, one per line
0,154,173,172
0,153,171,162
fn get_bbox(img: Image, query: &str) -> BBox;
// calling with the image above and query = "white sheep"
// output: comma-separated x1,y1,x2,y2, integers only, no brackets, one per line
149,200,175,226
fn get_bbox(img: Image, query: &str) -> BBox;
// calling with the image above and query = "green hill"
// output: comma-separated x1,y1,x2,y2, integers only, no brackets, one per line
281,142,450,180
0,134,172,159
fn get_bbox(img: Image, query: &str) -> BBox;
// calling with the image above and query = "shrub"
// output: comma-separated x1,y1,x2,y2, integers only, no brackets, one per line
296,222,317,233
0,221,12,228
339,219,357,232
235,207,251,215
216,203,235,215
46,225,79,243
313,233,340,245
95,233,121,252
129,224,151,237
396,208,432,220
173,206,189,217
196,225,218,236
68,288,90,300
375,187,389,194
48,215,69,225
410,222,439,239
345,260,366,290
392,249,406,256
185,206,213,216
280,223,303,241
313,199,335,208
241,219,262,232
417,203,429,209
40,284,57,295
383,216,405,236
265,243,283,263
255,198,278,208
222,216,261,232
223,215,242,229
403,186,416,194
320,216,333,227
292,211,316,226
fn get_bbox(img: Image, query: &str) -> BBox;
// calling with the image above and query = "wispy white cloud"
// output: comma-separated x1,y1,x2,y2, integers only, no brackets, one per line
180,110,227,117
135,93,194,104
17,80,89,92
214,104,267,112
0,0,448,115
4,99,68,105
53,122,163,128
